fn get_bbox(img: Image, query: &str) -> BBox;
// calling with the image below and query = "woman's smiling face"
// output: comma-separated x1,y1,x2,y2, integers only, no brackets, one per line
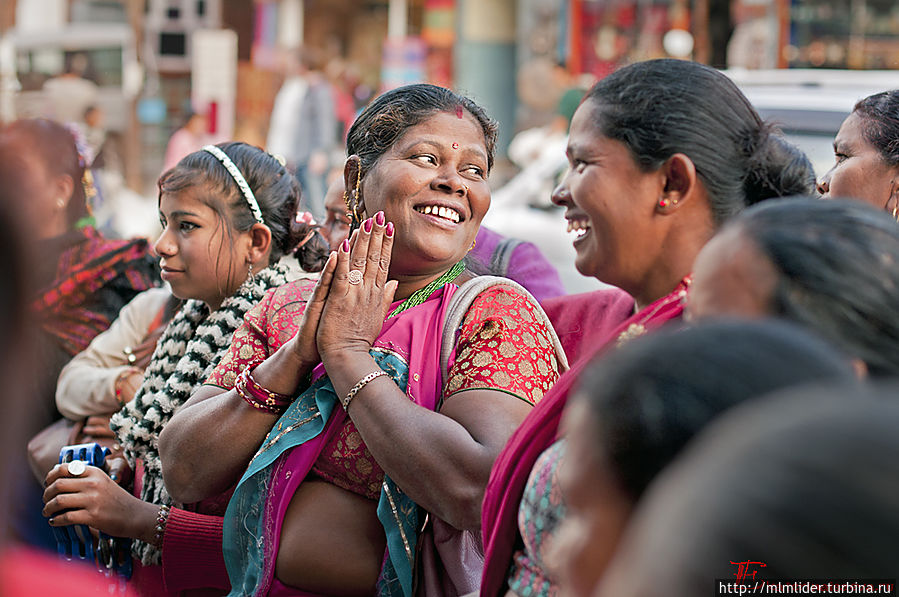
357,110,490,278
551,99,663,294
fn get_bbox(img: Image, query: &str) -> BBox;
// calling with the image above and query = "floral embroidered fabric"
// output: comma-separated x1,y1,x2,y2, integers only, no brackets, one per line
206,280,561,501
444,285,560,404
508,439,567,597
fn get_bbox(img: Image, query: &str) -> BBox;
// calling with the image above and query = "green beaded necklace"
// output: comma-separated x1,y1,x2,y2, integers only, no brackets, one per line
387,260,467,319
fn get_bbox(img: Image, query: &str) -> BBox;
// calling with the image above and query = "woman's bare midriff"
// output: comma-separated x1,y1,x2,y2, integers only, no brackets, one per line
275,478,387,596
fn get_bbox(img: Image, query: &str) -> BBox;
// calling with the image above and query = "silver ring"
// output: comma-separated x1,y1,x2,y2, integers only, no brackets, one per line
347,269,364,285
68,460,87,476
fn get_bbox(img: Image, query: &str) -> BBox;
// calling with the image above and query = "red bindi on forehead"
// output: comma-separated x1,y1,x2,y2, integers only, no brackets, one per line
455,105,463,119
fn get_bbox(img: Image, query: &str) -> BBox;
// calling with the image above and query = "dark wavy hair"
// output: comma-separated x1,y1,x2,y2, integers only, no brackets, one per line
585,59,811,225
159,142,314,269
853,89,899,167
346,83,498,175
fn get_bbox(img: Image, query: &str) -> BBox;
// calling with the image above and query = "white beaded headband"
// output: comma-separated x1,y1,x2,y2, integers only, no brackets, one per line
202,145,265,224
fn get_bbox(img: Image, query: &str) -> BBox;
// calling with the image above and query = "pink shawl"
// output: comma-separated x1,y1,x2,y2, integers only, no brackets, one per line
479,278,690,597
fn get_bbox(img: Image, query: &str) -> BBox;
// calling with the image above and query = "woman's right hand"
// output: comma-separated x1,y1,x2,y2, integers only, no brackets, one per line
43,463,159,543
286,251,337,366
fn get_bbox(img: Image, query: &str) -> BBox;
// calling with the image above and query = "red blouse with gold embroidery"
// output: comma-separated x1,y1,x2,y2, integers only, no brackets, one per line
205,281,560,501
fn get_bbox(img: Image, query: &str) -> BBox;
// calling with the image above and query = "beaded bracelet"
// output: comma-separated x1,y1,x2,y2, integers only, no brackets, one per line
235,366,294,415
341,370,388,411
153,504,171,547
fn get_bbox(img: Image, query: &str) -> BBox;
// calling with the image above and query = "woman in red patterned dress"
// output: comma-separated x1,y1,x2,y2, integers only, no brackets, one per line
159,84,565,596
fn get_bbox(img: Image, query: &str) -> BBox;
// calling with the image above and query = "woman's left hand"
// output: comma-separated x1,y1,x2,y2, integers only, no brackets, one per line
42,462,158,543
316,212,398,358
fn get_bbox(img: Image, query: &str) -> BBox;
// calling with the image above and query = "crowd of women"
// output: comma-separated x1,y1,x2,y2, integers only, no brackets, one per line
0,58,897,597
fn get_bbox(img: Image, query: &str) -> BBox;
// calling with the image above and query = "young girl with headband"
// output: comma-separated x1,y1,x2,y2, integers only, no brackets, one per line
42,142,307,595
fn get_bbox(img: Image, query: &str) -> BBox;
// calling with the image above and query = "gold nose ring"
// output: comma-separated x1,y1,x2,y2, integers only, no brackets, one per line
462,184,469,194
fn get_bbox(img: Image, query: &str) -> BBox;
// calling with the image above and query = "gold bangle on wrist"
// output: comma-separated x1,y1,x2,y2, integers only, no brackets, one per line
153,504,171,547
341,370,388,411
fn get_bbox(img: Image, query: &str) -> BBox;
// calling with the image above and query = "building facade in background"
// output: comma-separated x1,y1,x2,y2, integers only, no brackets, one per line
2,0,897,193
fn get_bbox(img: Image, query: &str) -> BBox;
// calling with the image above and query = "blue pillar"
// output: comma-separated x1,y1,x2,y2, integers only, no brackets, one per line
454,0,517,154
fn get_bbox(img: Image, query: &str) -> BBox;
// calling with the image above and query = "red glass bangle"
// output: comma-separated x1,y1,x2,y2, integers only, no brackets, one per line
234,366,293,415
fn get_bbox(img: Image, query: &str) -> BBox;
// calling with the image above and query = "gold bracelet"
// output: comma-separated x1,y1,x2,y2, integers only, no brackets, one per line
341,370,388,411
153,504,171,547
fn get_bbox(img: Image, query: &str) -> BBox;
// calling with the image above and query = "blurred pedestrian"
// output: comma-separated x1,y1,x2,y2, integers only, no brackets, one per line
41,53,98,125
163,109,211,173
267,47,337,222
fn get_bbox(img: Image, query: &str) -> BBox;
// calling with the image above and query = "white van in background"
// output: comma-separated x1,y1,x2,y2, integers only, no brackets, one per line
724,68,899,175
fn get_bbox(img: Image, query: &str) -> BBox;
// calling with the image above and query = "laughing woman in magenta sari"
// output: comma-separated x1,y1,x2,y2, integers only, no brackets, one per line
479,59,820,597
159,84,565,596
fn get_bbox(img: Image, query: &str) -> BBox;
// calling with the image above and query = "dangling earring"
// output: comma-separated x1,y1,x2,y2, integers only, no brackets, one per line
892,205,898,223
247,262,255,284
343,167,363,227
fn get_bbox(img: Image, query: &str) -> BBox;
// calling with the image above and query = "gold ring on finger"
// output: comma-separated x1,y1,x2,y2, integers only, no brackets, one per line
348,269,364,285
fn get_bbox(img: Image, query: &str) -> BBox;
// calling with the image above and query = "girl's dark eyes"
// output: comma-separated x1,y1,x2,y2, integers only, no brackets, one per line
179,221,199,232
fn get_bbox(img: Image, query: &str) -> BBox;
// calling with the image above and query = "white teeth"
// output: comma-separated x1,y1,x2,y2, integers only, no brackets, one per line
567,219,589,236
416,205,460,223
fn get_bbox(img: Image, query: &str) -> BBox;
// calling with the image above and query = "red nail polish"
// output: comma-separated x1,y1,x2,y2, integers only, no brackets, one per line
342,239,350,252
363,218,373,233
386,222,394,236
375,211,385,226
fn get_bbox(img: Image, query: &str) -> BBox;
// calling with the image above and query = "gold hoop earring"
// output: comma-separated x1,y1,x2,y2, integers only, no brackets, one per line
892,205,898,223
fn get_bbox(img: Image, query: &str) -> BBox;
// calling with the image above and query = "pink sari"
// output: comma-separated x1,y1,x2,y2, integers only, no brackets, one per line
479,278,691,597
224,285,458,596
